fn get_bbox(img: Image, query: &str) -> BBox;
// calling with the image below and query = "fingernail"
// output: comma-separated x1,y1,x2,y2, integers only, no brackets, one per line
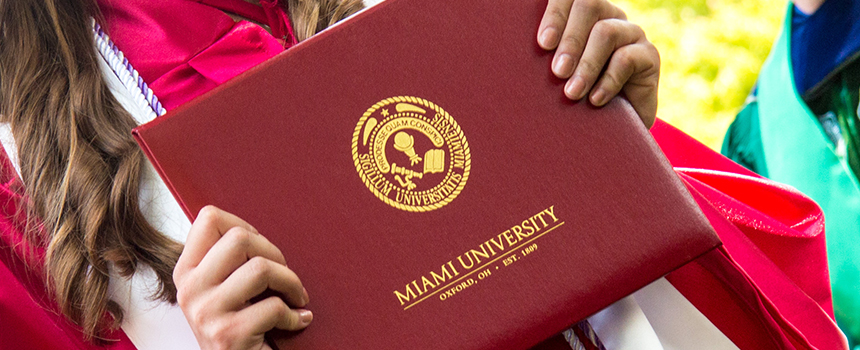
591,89,607,106
553,53,573,77
298,309,313,326
539,27,558,48
302,287,309,305
565,76,586,100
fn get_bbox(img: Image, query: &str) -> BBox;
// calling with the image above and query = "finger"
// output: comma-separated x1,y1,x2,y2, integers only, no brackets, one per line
194,226,287,286
564,19,644,100
175,206,259,280
612,44,660,127
238,296,313,335
589,42,659,108
538,0,573,50
553,0,627,78
219,256,307,310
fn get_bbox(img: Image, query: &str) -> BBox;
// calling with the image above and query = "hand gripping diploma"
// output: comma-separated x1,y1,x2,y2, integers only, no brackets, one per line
173,206,311,350
170,3,660,349
539,0,661,127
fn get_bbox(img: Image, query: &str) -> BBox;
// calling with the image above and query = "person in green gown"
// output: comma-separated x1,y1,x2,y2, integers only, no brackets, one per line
722,0,860,347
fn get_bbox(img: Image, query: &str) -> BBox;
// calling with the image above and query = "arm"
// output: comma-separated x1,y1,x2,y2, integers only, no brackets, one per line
538,0,660,127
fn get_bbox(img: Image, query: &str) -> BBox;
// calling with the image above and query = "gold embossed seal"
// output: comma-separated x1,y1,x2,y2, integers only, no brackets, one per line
352,97,470,212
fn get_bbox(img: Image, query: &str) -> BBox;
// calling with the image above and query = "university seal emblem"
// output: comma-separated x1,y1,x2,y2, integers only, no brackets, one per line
352,97,471,212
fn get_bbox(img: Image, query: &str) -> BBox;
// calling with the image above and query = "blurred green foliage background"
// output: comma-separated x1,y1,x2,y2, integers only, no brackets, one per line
614,0,787,149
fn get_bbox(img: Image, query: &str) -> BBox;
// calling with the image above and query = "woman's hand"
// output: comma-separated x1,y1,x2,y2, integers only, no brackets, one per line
538,0,660,127
174,206,310,350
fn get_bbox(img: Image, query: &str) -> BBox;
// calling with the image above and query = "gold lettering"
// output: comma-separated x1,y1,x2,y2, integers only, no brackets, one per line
449,173,462,185
380,182,393,197
430,113,444,127
457,253,475,269
395,191,422,205
469,245,491,264
395,206,562,308
437,183,452,198
482,242,495,256
359,153,395,196
453,152,465,169
534,212,548,227
512,224,529,240
487,235,506,252
425,191,441,204
450,139,466,169
435,119,453,135
529,217,541,232
395,282,419,305
430,263,458,286
544,206,558,222
411,280,423,295
447,261,459,276
501,230,518,246
421,276,436,291
431,173,462,201
367,171,383,187
521,219,536,236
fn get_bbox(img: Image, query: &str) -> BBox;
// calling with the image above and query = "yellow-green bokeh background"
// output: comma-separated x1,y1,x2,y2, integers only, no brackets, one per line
615,0,787,150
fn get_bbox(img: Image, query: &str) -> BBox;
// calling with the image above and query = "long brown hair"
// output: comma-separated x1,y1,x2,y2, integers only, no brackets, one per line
289,0,365,41
0,0,362,341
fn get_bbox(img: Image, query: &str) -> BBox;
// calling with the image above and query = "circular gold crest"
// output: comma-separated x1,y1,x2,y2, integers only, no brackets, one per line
352,96,471,212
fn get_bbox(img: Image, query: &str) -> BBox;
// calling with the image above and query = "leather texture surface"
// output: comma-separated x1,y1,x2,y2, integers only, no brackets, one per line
133,0,720,348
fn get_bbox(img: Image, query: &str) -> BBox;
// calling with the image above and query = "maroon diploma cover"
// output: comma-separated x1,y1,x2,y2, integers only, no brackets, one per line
132,0,720,348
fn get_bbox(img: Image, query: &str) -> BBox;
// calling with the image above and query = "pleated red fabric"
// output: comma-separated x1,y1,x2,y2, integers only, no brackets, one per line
535,121,844,350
